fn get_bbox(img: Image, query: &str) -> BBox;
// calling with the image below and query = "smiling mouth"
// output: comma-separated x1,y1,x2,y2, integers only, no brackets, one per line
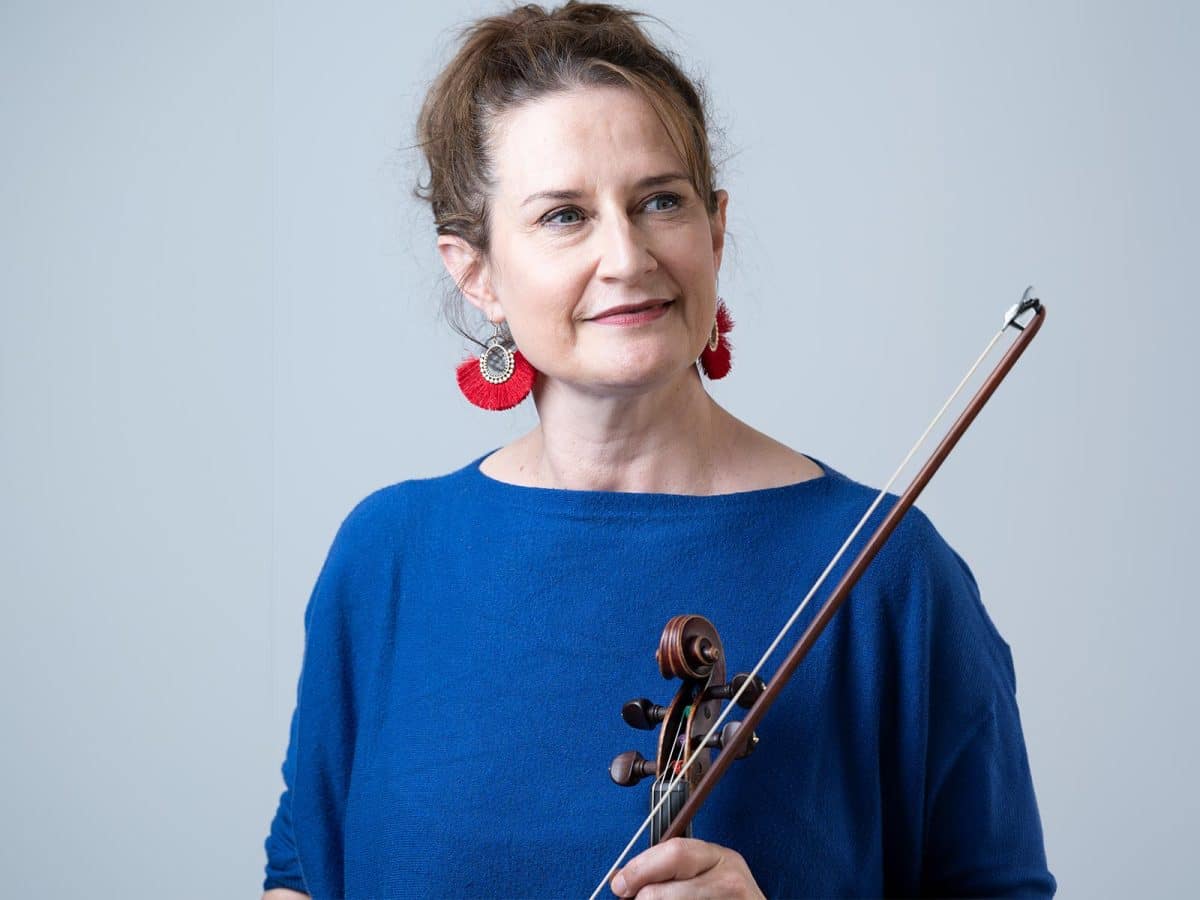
588,299,674,322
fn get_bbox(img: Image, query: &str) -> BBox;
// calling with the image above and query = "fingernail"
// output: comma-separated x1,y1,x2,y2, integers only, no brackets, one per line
611,873,627,896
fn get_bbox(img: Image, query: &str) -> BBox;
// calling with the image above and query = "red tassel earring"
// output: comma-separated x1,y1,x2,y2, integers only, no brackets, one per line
698,297,734,379
455,321,537,411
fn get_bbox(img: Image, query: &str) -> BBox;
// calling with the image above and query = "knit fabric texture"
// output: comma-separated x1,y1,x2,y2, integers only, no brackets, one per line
263,451,1055,898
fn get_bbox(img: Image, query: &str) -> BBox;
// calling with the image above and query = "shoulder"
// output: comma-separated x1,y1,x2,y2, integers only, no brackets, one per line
305,460,482,628
813,459,1010,655
320,454,493,568
321,481,411,563
813,457,966,584
328,456,482,543
814,465,1021,724
882,503,1006,655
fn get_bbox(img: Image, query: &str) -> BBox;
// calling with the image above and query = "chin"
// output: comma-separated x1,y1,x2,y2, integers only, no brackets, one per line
583,354,697,393
536,335,701,394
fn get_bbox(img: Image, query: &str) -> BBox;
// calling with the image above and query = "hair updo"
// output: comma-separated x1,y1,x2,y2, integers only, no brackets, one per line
413,1,724,342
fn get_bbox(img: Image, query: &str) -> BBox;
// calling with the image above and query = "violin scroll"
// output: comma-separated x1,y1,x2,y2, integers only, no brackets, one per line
656,614,722,680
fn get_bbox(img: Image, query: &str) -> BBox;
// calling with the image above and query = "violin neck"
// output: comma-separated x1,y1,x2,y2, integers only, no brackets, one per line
650,779,693,845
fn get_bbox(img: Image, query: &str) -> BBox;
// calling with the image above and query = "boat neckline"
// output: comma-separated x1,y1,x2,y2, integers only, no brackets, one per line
461,447,847,511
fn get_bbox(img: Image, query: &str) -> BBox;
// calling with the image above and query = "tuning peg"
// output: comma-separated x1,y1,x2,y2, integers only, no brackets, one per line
610,750,657,786
708,673,766,708
622,698,667,730
703,721,760,759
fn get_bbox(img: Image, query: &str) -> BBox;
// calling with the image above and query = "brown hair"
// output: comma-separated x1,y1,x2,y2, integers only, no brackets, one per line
413,1,725,343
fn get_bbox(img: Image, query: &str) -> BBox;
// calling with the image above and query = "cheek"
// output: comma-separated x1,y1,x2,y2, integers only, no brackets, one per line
669,246,718,323
503,269,586,359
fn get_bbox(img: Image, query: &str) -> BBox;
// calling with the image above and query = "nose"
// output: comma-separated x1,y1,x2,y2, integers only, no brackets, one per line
595,209,657,283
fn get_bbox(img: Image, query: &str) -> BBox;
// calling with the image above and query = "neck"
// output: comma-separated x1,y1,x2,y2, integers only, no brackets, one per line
518,366,737,494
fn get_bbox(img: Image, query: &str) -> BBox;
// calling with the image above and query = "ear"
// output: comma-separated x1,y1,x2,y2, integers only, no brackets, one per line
437,235,504,322
710,189,729,275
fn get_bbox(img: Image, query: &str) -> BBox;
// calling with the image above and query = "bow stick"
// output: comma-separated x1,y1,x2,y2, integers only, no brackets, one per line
590,287,1047,900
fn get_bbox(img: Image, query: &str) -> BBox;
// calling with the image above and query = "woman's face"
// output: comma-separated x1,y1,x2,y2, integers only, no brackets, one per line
441,86,728,395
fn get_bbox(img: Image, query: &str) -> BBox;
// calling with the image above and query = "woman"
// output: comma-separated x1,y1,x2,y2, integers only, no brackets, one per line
263,3,1055,897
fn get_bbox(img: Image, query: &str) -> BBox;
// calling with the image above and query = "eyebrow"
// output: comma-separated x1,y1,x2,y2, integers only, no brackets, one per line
519,172,691,208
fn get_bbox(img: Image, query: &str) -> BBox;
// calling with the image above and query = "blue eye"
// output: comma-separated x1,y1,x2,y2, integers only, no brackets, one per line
544,207,584,226
644,192,681,212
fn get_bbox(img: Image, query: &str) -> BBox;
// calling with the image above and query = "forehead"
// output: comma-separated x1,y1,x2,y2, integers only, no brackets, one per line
489,86,684,201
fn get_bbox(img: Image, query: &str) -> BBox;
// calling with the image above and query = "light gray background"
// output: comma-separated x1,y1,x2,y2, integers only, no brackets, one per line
1,1,1195,896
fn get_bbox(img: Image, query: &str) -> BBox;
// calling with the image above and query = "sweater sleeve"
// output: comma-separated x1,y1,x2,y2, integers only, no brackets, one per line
263,695,307,892
922,701,1056,897
913,517,1056,897
263,494,379,896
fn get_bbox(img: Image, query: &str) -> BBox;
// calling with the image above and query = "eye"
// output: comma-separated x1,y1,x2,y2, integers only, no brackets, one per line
542,206,585,227
644,192,682,212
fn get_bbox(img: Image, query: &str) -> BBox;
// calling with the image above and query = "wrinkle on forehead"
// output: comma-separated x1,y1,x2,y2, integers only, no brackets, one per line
489,86,684,208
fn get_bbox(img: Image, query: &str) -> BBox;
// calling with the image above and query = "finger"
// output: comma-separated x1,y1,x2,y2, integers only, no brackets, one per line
611,838,723,896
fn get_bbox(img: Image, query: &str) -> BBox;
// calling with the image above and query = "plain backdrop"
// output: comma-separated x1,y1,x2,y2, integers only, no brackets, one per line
1,1,1196,896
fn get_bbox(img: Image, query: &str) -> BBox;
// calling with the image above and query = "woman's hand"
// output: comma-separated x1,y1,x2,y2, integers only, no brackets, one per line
610,837,765,898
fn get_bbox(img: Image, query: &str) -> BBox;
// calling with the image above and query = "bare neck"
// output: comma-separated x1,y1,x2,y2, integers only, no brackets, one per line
479,368,822,495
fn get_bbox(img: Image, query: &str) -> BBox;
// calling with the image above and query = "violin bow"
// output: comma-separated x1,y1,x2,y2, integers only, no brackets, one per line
589,287,1047,900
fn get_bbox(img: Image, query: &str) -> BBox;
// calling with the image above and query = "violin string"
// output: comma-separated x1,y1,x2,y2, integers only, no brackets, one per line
653,691,687,795
657,667,710,792
588,324,1009,900
651,695,687,796
645,667,715,858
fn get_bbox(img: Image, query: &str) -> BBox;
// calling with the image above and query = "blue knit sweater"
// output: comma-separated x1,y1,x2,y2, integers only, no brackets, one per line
263,452,1055,898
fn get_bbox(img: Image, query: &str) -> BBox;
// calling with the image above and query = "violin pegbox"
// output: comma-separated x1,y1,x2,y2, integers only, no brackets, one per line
609,614,765,844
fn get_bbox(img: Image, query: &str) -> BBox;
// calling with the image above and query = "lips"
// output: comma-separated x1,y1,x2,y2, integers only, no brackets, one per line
588,299,673,321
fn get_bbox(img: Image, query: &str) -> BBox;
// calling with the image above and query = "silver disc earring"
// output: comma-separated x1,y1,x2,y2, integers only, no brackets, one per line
479,321,517,384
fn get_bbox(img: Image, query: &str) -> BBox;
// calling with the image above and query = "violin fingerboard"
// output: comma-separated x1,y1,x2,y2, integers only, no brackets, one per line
649,779,692,846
